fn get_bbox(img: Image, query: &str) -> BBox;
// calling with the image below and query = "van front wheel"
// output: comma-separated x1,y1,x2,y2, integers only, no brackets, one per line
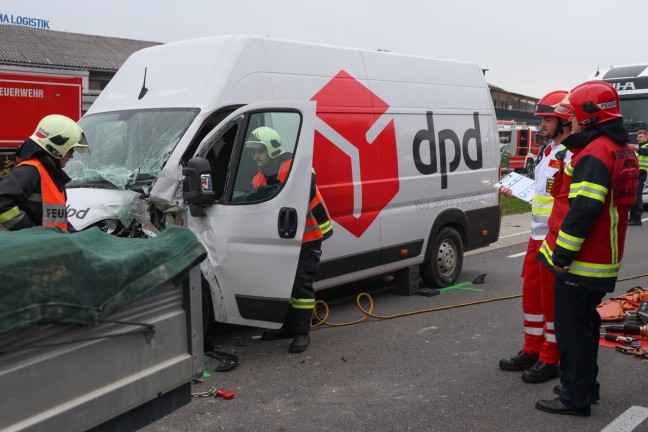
421,227,463,288
201,278,213,339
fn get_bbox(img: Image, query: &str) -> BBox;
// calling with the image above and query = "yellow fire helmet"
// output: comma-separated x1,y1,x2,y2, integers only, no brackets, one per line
30,114,90,159
244,126,284,158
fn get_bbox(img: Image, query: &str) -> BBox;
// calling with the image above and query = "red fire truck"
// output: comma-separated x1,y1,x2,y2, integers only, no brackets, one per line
498,120,541,178
0,69,83,159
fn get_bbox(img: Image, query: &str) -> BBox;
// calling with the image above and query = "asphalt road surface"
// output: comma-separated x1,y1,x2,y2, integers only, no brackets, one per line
142,214,648,432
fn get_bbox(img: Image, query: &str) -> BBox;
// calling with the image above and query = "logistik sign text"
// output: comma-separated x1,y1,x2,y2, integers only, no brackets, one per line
413,111,483,189
0,14,50,29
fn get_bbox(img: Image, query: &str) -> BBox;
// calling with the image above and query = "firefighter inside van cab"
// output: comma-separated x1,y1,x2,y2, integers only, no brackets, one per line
0,114,89,231
535,81,638,417
246,126,293,191
245,126,333,353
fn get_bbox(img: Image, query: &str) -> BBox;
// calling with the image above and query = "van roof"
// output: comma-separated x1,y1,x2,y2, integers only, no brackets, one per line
88,34,490,115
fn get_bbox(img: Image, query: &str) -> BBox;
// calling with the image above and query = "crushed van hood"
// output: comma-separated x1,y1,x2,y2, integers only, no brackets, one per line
66,188,142,230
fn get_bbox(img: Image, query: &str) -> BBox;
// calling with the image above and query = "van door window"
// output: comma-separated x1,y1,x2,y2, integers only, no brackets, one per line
230,111,301,203
205,124,238,201
182,107,240,165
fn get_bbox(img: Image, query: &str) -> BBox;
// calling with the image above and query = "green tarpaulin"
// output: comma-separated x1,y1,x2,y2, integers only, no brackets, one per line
0,226,207,335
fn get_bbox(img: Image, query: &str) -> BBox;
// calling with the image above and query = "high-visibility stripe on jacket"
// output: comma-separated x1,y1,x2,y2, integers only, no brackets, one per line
290,296,316,310
303,168,333,243
252,159,292,188
537,135,637,285
0,205,21,228
530,141,571,240
252,160,332,243
638,142,648,172
17,159,68,231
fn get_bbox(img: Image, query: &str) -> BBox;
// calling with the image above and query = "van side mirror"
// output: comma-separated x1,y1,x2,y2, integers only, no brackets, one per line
182,157,217,208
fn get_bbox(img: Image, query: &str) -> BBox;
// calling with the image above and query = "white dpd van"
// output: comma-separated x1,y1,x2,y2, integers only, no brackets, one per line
65,35,501,329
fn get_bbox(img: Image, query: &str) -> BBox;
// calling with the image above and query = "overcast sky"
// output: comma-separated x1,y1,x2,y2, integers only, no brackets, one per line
4,0,646,99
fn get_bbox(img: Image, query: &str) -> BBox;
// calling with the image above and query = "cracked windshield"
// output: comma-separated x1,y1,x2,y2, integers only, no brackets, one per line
65,108,199,189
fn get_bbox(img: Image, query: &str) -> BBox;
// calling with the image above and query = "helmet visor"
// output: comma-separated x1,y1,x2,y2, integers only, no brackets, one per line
244,140,265,150
555,103,574,117
72,133,90,155
554,92,574,117
535,104,559,116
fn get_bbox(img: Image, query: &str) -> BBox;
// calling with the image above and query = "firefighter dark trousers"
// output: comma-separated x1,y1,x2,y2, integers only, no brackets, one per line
630,169,647,222
554,278,606,410
285,239,323,335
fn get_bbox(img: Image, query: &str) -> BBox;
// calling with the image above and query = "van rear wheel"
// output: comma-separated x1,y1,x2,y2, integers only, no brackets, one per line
421,227,463,288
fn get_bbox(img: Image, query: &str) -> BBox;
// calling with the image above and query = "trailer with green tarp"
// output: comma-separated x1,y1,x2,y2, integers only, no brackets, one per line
0,226,207,432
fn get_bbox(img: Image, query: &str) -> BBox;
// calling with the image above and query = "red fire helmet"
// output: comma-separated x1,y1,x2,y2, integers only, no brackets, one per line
562,81,622,128
534,90,570,120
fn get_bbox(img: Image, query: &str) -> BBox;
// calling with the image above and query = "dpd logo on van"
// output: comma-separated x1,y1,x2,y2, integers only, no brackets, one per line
310,70,399,238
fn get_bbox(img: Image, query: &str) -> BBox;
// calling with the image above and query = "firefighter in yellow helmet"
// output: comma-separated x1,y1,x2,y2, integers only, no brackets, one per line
0,114,89,231
244,126,292,189
246,126,333,353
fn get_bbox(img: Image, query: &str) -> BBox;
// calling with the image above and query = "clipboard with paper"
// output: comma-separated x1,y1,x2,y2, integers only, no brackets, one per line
494,172,535,203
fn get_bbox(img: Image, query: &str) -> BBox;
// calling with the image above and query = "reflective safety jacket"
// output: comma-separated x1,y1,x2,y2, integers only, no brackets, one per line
303,168,332,243
253,159,292,188
253,159,332,244
537,133,638,289
0,154,69,231
530,141,571,240
17,159,68,230
637,141,648,172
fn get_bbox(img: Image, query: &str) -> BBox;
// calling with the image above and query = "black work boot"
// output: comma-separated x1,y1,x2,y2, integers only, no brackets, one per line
261,327,296,341
262,307,296,341
499,350,539,371
289,334,310,353
522,361,560,383
553,384,600,403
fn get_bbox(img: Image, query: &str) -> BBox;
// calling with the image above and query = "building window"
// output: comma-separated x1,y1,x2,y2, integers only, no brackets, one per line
89,79,111,90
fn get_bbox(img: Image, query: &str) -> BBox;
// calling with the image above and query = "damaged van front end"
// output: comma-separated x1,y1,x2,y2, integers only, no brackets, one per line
65,108,199,236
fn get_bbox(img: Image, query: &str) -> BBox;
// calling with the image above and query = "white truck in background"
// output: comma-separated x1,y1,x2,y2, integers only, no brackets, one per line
592,64,648,201
64,34,502,332
591,64,648,144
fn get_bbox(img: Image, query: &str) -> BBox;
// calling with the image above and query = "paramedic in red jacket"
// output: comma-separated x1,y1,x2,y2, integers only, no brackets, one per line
245,127,333,353
499,90,573,383
535,81,638,417
0,114,89,231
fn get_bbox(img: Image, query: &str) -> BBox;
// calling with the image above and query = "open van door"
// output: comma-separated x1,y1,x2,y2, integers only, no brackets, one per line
186,101,316,328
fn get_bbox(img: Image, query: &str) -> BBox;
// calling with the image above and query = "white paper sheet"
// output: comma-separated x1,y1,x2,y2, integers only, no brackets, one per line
494,172,535,202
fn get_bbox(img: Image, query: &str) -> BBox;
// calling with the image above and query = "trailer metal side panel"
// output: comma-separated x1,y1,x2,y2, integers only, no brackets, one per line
0,267,203,432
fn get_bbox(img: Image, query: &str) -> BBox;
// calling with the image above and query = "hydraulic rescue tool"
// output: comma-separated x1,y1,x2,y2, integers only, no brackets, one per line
602,334,642,346
603,323,648,336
